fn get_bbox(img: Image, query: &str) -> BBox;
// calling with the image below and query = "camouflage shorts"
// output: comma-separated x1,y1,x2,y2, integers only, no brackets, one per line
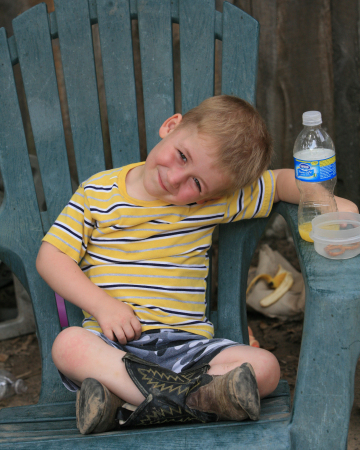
60,328,242,392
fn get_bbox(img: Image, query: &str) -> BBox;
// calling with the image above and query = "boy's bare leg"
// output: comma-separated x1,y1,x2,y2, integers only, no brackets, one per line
51,326,145,405
52,327,279,401
208,345,281,398
53,327,279,431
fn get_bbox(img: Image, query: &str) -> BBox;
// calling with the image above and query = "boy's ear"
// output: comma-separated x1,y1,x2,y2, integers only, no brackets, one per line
159,114,182,138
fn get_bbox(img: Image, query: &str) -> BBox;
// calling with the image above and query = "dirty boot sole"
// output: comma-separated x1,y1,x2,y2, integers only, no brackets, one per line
229,363,260,421
76,378,124,435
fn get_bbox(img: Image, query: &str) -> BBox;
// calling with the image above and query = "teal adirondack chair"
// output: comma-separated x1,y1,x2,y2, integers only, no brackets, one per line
0,0,359,448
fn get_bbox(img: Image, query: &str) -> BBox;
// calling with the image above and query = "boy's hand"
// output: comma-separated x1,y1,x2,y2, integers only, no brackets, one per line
335,196,359,214
93,297,142,345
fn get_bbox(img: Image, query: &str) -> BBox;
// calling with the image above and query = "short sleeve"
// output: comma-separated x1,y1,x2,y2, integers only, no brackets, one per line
42,184,95,263
221,170,276,223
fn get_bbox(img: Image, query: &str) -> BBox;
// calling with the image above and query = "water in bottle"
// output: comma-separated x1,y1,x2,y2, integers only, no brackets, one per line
0,370,27,400
293,111,337,242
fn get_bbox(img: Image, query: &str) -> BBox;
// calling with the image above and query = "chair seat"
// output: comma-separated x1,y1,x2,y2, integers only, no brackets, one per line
0,381,290,448
1,0,359,447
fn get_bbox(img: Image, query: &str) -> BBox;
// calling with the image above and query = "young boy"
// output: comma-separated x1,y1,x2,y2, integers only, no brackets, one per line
36,96,358,434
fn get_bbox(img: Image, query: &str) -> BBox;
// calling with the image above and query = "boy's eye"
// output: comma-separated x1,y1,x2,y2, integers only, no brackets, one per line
178,150,187,162
193,178,201,192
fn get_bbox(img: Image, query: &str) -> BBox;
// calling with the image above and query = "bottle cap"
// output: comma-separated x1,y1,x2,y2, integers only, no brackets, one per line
302,111,322,126
14,379,27,394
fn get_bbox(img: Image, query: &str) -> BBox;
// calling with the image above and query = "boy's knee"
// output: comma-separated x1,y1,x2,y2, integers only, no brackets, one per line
258,350,281,397
52,326,88,369
267,351,281,382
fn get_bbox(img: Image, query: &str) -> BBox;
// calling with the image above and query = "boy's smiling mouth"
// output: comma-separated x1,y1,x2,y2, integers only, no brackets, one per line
158,170,169,192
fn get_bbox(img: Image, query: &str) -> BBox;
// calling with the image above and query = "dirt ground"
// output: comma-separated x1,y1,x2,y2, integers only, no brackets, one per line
0,229,359,447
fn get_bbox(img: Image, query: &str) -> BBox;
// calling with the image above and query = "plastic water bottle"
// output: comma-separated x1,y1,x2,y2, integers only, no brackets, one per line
293,111,337,242
0,370,27,400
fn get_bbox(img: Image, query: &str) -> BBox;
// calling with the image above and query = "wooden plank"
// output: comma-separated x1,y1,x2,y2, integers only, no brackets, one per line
289,263,360,448
274,201,360,449
205,252,212,323
96,0,141,168
0,400,75,425
260,396,291,415
0,0,19,37
0,409,289,441
221,2,259,104
179,0,215,113
331,0,360,206
13,2,87,331
53,0,106,183
0,27,41,283
0,418,291,449
265,379,290,398
217,217,269,343
137,0,174,153
12,3,73,225
0,26,72,404
65,298,84,328
247,1,282,169
232,0,252,14
273,0,334,170
0,391,290,443
0,420,76,436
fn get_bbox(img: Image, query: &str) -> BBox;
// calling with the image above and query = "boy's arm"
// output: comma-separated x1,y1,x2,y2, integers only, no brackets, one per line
273,169,359,213
36,242,142,344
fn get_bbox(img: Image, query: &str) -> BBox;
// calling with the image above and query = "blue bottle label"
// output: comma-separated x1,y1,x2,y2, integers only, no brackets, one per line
294,155,336,182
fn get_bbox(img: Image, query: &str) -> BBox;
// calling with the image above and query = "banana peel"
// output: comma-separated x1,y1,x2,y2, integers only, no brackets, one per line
246,265,294,308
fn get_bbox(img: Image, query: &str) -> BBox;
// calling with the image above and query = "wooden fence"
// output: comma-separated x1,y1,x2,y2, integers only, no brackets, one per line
1,0,359,206
232,0,360,207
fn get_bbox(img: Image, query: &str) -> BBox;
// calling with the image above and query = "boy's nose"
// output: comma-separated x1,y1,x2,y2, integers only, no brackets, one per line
167,168,186,188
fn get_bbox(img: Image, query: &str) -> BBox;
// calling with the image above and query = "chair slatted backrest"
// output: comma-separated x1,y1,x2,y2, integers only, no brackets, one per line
0,20,71,403
96,0,141,168
0,0,260,403
54,0,106,183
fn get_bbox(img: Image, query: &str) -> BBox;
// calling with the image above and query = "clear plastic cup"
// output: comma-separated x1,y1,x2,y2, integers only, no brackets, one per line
310,212,360,260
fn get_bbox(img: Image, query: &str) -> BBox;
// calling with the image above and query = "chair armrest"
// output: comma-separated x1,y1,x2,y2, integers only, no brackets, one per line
274,202,360,449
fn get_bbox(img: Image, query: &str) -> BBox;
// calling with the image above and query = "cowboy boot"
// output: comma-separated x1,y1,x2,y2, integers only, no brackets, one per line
77,354,260,433
185,362,260,421
118,353,213,426
76,378,130,434
118,353,260,426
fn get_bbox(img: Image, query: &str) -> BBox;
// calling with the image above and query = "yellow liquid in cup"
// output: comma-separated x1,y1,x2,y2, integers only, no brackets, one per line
299,221,340,243
299,222,313,242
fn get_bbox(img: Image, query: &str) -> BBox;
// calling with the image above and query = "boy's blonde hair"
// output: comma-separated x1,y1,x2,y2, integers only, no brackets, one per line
179,95,273,190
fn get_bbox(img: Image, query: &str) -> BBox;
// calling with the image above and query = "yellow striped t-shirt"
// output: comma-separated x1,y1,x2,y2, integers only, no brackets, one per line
43,162,276,338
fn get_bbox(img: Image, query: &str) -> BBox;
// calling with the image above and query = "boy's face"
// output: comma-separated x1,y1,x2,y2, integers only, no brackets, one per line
143,115,232,205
